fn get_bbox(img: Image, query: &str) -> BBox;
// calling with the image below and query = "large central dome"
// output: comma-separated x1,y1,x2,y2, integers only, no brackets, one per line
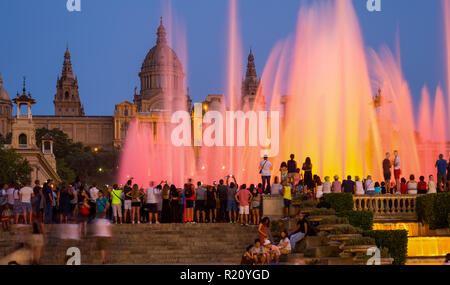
140,18,183,75
135,18,189,113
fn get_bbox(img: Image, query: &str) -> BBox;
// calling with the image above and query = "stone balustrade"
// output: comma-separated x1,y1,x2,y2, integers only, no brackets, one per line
353,194,418,221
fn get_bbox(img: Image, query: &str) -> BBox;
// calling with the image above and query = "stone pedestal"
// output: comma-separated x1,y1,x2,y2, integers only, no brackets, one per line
262,195,296,219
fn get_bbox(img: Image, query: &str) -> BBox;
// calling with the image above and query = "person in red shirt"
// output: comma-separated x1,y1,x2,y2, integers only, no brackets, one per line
256,183,263,195
400,178,408,194
235,184,253,226
417,176,428,194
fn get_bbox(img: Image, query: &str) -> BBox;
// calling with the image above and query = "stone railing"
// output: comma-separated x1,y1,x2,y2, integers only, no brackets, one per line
353,194,418,221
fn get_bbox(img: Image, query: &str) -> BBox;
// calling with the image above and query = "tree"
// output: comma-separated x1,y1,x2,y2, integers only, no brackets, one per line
35,128,119,184
0,133,12,145
0,147,32,185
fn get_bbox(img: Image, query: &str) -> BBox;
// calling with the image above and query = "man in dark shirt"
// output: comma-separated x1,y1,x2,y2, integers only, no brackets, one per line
287,154,297,178
32,180,42,218
43,179,54,224
217,180,228,222
342,175,355,194
123,180,132,223
435,154,447,192
382,152,392,191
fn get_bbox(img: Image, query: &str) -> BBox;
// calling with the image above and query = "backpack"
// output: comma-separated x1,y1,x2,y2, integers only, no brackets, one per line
80,205,89,216
184,186,193,198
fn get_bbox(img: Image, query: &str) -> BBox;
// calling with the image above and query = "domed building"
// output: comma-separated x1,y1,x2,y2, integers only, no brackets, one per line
0,74,13,136
113,18,193,147
2,18,263,150
134,18,191,113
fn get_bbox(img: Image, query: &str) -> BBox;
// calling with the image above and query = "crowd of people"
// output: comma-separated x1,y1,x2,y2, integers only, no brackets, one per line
1,151,449,228
0,176,266,228
1,150,449,264
241,213,314,265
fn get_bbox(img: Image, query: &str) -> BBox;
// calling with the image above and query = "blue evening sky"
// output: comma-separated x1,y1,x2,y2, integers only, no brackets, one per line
0,0,446,116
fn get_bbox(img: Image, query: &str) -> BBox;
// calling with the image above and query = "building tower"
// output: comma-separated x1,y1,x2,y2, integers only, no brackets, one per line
11,77,60,183
54,46,85,116
11,77,36,149
0,73,13,136
241,49,264,110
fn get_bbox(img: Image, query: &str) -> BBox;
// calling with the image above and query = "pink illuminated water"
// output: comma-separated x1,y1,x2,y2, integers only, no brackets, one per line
118,0,450,186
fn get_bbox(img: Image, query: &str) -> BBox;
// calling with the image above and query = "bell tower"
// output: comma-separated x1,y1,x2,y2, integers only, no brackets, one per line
241,49,264,110
54,45,85,116
11,77,36,149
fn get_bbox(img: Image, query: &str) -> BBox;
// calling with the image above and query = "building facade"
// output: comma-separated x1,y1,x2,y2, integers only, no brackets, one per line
1,19,262,151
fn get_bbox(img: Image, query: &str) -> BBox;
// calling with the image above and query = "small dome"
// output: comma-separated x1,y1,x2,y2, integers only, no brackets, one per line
0,75,11,101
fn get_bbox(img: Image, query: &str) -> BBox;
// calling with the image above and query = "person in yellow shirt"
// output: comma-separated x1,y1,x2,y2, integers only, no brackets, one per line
280,179,292,220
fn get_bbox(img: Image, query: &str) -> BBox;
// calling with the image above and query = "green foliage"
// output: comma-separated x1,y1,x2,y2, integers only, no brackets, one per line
363,230,408,265
319,216,349,225
329,225,362,235
298,200,319,209
323,193,354,214
35,128,119,184
339,210,374,231
344,236,376,246
56,158,76,183
0,133,12,145
0,147,32,185
292,194,306,202
416,193,450,229
309,208,335,216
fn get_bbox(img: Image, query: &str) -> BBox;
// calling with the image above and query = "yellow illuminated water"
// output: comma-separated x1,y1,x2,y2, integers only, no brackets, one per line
407,237,450,257
373,223,449,265
373,223,431,237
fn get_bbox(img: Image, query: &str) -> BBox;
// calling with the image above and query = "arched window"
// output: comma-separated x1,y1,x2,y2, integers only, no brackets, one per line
124,108,128,117
65,91,70,99
44,141,51,151
19,133,27,146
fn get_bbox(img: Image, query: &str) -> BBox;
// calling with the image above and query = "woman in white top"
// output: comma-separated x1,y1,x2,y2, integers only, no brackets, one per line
322,176,332,194
271,176,283,196
406,175,418,195
277,231,292,255
315,175,324,199
364,175,375,196
355,176,365,195
428,175,437,194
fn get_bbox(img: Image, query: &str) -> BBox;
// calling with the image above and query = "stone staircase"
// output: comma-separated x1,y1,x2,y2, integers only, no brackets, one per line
0,223,258,265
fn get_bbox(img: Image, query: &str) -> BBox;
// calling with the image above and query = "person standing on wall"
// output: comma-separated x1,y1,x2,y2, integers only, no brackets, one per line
382,152,392,193
435,154,448,192
259,154,273,194
393,150,401,194
287,154,298,180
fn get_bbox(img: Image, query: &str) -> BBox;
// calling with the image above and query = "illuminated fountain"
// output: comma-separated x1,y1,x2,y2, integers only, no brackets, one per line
119,0,450,186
